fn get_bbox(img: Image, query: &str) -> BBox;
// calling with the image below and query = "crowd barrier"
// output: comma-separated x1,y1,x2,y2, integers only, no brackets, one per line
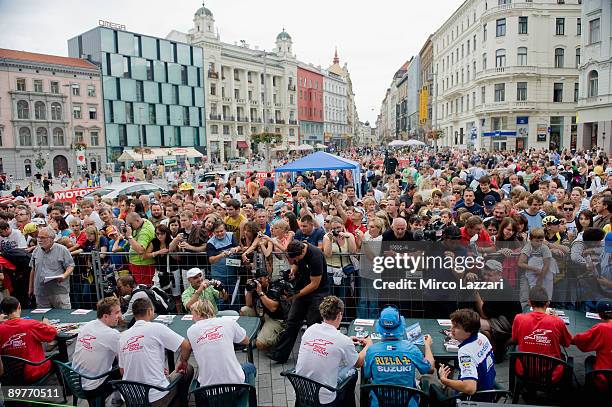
37,243,603,322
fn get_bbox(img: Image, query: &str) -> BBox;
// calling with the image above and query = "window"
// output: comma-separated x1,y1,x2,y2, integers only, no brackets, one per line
183,106,189,125
118,125,127,146
210,84,216,95
517,82,527,101
211,125,218,134
496,49,506,67
473,34,476,50
71,84,80,96
51,102,62,120
574,83,579,102
556,18,565,35
517,47,528,65
496,18,506,37
494,83,505,102
36,128,48,146
588,70,598,97
483,24,487,41
553,83,563,102
467,40,470,54
181,66,188,85
75,131,84,143
0,127,3,147
34,101,46,120
146,60,154,81
88,106,97,120
149,104,156,123
237,126,243,136
50,81,59,94
87,85,96,97
554,48,564,68
482,53,487,70
518,16,528,34
53,128,64,146
123,56,131,78
136,81,144,102
481,86,486,104
234,89,239,99
91,131,99,146
577,18,581,35
73,105,81,119
19,127,31,146
126,102,133,124
575,48,581,67
223,125,229,135
16,78,26,91
34,80,43,93
590,18,600,43
492,117,507,131
17,100,29,119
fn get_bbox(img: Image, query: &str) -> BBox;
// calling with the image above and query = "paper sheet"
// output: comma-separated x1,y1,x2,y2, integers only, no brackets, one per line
181,315,194,321
71,309,93,315
585,312,601,320
354,319,375,326
437,319,452,327
405,322,425,345
31,308,51,314
44,275,63,282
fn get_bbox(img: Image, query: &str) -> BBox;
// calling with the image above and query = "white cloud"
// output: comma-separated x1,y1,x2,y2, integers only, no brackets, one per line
0,0,465,124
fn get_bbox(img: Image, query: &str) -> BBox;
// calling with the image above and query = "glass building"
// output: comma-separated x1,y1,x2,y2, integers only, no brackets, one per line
68,26,205,164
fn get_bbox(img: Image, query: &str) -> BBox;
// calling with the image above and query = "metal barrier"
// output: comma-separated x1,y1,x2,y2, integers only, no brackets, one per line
16,240,606,317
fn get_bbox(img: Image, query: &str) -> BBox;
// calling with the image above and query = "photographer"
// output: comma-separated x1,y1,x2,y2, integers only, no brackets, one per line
268,240,329,364
240,270,286,351
322,216,357,300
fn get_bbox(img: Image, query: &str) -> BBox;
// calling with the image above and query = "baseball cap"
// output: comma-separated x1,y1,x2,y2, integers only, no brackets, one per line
542,216,561,227
483,195,496,208
22,223,37,235
273,201,285,214
14,196,26,202
186,268,203,279
31,218,46,226
484,260,503,274
375,305,406,339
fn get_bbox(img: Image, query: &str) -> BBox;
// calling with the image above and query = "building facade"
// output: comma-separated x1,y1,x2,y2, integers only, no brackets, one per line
432,0,581,151
167,5,299,161
324,50,349,148
297,64,324,145
68,26,206,165
577,0,612,152
419,36,434,141
0,49,105,179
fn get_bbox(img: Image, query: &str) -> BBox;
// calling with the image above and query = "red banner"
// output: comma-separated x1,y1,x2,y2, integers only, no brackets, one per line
0,187,100,206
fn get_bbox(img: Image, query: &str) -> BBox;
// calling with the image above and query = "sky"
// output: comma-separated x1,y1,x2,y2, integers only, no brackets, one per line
0,0,465,125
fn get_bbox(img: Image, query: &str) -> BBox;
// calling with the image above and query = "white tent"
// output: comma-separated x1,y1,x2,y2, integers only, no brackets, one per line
388,139,409,147
291,144,315,151
406,139,426,146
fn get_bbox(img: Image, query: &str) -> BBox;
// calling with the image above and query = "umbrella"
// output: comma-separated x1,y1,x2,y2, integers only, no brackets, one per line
388,140,409,147
406,139,426,146
293,144,315,151
315,143,327,149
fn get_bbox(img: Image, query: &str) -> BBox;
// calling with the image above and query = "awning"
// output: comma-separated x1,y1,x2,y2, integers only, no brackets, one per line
236,141,249,149
482,131,517,137
164,147,204,158
117,149,157,161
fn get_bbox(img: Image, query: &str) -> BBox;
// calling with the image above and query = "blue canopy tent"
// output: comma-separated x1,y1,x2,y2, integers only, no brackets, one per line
274,151,361,192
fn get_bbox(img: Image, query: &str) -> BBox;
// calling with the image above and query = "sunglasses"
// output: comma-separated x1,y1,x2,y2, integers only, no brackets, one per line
562,208,574,211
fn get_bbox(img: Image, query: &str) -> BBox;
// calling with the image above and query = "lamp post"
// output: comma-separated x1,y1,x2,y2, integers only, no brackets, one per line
138,106,144,165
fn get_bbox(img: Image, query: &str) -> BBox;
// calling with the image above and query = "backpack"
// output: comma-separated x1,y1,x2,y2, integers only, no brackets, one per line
133,284,176,314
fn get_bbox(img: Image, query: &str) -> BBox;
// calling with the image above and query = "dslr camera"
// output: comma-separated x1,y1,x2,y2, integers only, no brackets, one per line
412,218,446,242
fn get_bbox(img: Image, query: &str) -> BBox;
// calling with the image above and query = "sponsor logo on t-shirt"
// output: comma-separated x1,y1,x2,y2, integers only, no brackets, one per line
122,335,145,352
2,333,26,350
304,338,333,357
374,355,414,373
79,334,96,351
197,326,224,343
523,329,553,345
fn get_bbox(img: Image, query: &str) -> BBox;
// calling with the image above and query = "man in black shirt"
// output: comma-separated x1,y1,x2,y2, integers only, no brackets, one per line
384,152,399,175
268,240,329,363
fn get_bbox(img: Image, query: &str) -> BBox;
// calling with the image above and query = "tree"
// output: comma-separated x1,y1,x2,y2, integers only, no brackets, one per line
250,132,282,171
35,151,46,171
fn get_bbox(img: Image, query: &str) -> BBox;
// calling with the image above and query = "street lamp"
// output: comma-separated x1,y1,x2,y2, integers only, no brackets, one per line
62,83,76,176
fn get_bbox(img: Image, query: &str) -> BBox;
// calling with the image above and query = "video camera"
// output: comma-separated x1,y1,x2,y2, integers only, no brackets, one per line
412,218,446,242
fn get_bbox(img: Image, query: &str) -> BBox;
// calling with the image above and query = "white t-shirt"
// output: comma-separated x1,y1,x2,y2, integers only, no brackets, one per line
0,229,27,251
118,320,184,402
72,319,120,390
187,317,246,386
295,322,359,404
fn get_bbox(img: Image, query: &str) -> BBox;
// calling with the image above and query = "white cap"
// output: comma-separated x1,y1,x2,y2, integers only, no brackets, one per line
186,267,203,279
14,196,26,202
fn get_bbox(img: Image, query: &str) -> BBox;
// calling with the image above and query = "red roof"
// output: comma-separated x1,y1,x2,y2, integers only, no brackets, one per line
0,48,98,70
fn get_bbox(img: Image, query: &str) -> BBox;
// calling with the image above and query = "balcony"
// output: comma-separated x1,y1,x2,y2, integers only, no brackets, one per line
209,114,222,120
482,1,533,19
274,103,282,108
207,71,219,79
249,100,259,105
237,116,249,122
251,118,262,123
511,101,536,110
276,119,286,124
268,119,275,124
223,115,235,121
236,98,246,104
222,97,232,103
288,84,296,91
289,119,298,125
474,66,537,82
